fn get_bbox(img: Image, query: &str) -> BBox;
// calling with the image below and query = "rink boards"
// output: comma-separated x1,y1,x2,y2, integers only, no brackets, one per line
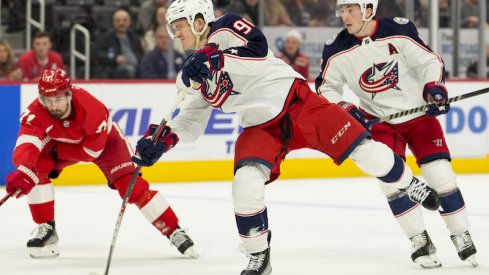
0,80,488,185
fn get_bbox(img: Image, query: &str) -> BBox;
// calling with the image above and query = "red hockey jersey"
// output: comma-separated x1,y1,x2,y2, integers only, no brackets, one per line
13,87,112,171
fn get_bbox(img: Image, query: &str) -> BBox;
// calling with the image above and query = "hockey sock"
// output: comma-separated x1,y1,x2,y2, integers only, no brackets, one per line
136,189,178,235
27,181,55,224
235,207,269,253
439,188,469,235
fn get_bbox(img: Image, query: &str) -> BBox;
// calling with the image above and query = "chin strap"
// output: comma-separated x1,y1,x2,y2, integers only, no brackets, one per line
354,21,368,36
194,33,201,50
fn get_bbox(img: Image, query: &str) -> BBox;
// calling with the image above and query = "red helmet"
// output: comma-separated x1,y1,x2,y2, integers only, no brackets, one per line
38,68,71,97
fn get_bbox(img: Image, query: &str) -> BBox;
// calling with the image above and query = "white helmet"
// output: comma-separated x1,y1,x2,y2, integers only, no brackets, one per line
336,0,378,21
166,0,215,39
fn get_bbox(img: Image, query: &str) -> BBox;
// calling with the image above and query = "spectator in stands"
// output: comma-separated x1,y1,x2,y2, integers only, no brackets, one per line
466,44,489,78
17,31,65,81
376,0,404,18
461,0,479,28
141,5,186,56
0,40,22,81
439,0,450,28
277,29,309,79
227,0,260,25
308,0,340,27
397,0,427,27
5,0,25,33
265,0,294,26
93,9,144,79
213,0,233,9
283,0,315,26
140,25,185,79
137,0,168,34
142,5,168,51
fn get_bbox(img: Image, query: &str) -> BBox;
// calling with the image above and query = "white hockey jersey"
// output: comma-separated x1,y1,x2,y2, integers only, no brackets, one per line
168,13,303,143
315,17,446,124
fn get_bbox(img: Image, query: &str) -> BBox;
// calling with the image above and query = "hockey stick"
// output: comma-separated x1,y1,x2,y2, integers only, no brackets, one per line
103,92,185,275
0,190,20,207
367,86,489,125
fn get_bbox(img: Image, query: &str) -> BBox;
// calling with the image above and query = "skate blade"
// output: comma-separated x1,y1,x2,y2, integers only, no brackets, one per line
183,246,199,259
28,244,60,259
465,255,478,267
414,254,442,269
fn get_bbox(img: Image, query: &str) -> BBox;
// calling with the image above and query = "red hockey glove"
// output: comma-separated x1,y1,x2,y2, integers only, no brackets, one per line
131,124,179,167
6,165,39,198
338,101,371,129
181,43,224,88
423,82,450,116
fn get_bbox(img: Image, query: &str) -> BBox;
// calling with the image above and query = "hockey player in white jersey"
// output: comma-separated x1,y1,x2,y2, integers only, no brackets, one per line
132,0,441,274
316,0,477,268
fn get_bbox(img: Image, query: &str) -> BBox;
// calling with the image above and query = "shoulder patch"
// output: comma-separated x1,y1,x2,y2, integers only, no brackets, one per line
326,33,338,45
393,17,409,25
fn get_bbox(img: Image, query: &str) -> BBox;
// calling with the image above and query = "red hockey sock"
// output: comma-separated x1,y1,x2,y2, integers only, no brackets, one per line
29,201,55,224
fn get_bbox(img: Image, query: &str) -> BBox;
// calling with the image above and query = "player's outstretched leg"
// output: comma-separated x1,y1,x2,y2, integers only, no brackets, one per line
27,220,59,259
241,231,272,275
451,231,478,267
410,230,441,268
349,139,440,211
113,174,198,258
420,159,477,267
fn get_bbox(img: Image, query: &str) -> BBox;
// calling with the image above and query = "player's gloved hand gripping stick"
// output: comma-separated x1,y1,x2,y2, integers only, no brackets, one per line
101,91,185,275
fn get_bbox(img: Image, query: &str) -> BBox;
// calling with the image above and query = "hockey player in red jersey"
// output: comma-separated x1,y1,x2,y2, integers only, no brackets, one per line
132,0,440,274
316,0,477,268
5,68,197,259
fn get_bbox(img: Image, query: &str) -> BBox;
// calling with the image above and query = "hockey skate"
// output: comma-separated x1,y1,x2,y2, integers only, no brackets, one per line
27,220,59,259
401,177,440,211
451,231,478,267
167,226,199,258
410,230,441,268
241,231,272,275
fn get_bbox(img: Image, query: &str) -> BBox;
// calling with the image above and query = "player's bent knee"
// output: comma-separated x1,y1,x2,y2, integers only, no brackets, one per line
112,174,150,204
233,163,270,214
350,139,394,176
421,159,456,192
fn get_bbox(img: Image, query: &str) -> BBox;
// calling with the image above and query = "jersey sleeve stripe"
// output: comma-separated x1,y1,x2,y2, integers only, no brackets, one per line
224,54,267,61
15,134,48,151
83,147,103,158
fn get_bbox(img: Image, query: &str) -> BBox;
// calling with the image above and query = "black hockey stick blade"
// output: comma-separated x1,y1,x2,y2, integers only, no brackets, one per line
368,86,489,125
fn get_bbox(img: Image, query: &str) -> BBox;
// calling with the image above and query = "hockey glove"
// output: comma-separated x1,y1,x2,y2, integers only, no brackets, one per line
181,43,224,88
6,165,39,198
423,82,450,116
131,124,179,167
338,101,371,129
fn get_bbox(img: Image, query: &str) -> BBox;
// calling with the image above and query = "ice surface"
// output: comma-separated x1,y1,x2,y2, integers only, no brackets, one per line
1,175,488,275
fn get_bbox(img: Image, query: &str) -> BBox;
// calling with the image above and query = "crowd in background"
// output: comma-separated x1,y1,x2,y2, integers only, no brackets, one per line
0,0,488,81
